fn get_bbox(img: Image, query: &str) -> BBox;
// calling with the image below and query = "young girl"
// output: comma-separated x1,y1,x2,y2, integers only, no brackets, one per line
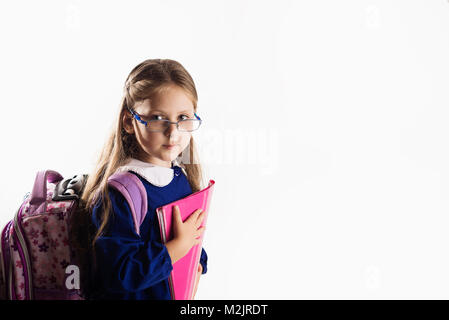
80,59,208,300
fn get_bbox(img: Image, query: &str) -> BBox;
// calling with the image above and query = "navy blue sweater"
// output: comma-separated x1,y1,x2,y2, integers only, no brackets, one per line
90,165,208,300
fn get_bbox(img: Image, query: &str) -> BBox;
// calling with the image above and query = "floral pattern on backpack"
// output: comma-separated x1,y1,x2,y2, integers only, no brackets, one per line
21,187,75,296
1,171,86,300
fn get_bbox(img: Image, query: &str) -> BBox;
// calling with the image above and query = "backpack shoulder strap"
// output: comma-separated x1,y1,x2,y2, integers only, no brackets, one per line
107,172,148,236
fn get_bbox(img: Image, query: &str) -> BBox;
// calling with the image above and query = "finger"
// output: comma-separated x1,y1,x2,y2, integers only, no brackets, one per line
195,216,205,228
196,209,205,223
197,226,205,233
195,226,206,238
173,205,182,224
187,208,203,222
195,221,203,229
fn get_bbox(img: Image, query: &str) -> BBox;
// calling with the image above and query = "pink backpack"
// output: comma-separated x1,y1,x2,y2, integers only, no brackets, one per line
0,169,148,300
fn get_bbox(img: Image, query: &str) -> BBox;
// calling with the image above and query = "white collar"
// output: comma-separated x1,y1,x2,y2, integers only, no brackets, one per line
114,157,186,187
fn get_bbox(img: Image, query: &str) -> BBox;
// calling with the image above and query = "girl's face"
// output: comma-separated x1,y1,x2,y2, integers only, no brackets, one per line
123,85,195,168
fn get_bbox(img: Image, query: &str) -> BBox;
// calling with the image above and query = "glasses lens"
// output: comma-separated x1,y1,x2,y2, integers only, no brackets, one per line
147,120,168,132
178,119,201,132
147,119,201,132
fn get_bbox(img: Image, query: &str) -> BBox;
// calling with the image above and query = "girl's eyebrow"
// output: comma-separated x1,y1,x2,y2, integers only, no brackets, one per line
149,109,193,115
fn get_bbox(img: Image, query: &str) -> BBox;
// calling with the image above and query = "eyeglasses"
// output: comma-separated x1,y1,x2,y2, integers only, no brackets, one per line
127,107,202,132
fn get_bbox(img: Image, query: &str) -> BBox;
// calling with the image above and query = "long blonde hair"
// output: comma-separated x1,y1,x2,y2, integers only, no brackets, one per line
80,59,204,248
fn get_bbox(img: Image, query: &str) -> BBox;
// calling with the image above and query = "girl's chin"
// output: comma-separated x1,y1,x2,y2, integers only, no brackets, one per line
158,151,177,161
161,150,176,158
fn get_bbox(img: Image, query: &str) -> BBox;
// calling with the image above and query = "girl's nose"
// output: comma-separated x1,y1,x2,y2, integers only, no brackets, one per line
164,122,179,137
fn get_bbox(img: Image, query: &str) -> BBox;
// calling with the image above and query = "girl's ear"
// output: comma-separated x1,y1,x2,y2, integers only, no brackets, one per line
122,110,135,134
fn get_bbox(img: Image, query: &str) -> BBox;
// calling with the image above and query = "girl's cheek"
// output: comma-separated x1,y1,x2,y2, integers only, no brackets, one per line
143,131,160,140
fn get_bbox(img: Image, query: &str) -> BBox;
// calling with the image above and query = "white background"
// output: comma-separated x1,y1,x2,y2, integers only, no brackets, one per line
0,0,448,299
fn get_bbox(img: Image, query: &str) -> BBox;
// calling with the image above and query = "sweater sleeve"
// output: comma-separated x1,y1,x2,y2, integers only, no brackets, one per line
91,187,173,293
200,247,208,274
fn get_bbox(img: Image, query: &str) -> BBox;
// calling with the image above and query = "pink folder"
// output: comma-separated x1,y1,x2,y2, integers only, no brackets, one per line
156,179,215,300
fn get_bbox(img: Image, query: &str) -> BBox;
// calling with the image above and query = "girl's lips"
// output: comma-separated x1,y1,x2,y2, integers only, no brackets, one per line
163,144,177,149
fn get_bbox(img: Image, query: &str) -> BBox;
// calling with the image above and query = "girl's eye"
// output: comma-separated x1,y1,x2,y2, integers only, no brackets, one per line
150,114,190,120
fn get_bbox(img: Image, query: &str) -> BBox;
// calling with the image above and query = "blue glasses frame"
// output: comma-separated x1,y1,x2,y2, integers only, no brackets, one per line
127,107,202,132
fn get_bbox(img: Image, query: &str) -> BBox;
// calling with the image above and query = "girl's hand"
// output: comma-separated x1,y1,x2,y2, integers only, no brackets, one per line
166,206,205,264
